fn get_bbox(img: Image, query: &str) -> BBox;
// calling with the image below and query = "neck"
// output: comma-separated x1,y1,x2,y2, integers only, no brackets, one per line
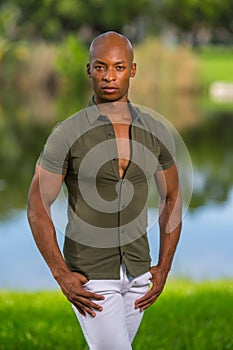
96,100,132,123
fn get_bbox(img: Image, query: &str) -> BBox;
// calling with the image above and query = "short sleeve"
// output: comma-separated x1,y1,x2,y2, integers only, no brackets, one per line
157,122,175,170
37,122,69,175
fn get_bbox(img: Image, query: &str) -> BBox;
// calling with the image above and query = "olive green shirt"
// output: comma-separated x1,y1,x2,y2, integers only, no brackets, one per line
38,99,175,279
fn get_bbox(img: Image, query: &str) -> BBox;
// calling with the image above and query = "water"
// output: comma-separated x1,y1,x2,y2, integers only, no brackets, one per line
0,91,232,290
0,191,233,290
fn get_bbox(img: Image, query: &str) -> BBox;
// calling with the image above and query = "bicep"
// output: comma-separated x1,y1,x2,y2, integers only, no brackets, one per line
29,165,65,208
154,164,182,233
154,164,180,201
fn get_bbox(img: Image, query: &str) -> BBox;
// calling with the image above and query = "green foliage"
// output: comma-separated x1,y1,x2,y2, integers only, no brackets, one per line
80,0,150,33
55,35,88,90
0,281,232,349
0,0,151,41
0,2,20,39
158,0,233,42
0,3,30,72
0,3,29,61
1,0,63,40
1,0,232,42
160,0,231,29
54,35,90,117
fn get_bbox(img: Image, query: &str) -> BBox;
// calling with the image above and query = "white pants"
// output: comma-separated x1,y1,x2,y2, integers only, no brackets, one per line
72,264,152,350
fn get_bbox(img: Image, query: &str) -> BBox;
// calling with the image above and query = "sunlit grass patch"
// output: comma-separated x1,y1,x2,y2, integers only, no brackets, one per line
134,280,233,350
197,46,233,87
0,280,232,350
0,291,86,349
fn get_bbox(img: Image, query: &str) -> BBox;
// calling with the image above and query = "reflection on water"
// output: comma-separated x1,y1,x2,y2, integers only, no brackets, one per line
181,111,233,208
0,193,233,290
0,89,232,287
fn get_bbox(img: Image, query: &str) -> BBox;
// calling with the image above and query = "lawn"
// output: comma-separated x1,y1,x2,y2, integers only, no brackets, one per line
0,280,232,350
195,46,233,113
196,46,233,87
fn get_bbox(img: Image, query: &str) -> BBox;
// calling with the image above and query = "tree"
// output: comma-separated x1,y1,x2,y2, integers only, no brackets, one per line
0,0,151,42
156,0,233,45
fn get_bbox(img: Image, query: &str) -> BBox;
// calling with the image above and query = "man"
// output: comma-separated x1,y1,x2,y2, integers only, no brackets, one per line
27,31,182,350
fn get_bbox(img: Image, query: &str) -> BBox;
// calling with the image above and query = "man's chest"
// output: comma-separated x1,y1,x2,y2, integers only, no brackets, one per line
67,123,160,182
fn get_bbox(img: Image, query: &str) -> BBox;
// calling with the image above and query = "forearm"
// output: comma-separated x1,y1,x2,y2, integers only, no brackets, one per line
27,197,69,282
135,166,182,310
28,197,104,317
157,192,182,274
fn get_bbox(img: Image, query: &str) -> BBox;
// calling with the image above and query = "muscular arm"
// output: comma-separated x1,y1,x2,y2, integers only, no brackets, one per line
27,165,67,278
27,165,104,317
135,164,182,311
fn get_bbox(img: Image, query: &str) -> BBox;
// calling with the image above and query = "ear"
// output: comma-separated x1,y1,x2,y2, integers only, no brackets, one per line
86,63,91,78
130,63,136,78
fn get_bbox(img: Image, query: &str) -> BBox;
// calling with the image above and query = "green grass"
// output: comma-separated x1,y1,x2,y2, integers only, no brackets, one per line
0,280,232,350
197,46,233,87
195,46,233,113
135,280,233,350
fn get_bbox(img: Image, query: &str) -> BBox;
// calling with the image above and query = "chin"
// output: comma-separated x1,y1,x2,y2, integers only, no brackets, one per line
104,93,126,102
99,95,120,103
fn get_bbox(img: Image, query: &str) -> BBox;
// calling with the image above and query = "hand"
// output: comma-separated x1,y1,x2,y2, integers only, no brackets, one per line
57,270,105,317
135,265,168,312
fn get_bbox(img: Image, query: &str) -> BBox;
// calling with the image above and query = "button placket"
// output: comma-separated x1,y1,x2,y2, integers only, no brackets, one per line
104,123,119,178
119,178,127,252
110,128,117,163
131,122,146,175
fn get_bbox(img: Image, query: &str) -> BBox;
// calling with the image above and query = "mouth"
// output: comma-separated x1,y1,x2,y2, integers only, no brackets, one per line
101,86,119,93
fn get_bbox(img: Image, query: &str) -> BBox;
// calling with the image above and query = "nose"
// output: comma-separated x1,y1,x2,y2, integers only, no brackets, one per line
103,68,116,82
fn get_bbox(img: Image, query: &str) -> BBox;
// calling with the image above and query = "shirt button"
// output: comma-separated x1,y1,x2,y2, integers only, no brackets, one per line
113,157,117,161
108,131,114,137
121,204,125,209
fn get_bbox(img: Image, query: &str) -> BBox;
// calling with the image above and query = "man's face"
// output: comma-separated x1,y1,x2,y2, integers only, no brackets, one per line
87,38,136,104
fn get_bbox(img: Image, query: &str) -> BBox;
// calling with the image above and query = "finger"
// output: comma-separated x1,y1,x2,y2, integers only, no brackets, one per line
135,290,154,305
73,301,97,317
135,291,160,308
87,300,103,312
72,301,86,316
140,300,155,311
82,305,98,317
76,305,86,316
72,295,103,312
137,294,158,308
85,291,105,301
79,300,103,317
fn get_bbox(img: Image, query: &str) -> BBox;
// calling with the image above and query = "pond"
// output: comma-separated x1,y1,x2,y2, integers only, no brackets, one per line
0,89,232,290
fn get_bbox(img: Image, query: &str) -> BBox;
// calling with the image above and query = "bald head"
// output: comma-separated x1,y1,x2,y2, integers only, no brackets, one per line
87,31,136,103
89,31,134,63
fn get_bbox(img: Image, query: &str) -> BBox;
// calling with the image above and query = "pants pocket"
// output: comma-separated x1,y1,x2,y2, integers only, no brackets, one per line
130,271,152,292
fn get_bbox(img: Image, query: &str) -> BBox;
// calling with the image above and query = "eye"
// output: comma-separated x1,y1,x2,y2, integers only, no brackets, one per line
94,65,105,71
116,65,125,71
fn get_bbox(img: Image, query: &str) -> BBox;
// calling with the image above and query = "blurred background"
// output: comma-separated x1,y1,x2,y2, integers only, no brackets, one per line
0,0,232,289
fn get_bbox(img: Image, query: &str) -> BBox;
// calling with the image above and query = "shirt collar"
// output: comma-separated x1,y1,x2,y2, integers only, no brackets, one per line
86,96,144,126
